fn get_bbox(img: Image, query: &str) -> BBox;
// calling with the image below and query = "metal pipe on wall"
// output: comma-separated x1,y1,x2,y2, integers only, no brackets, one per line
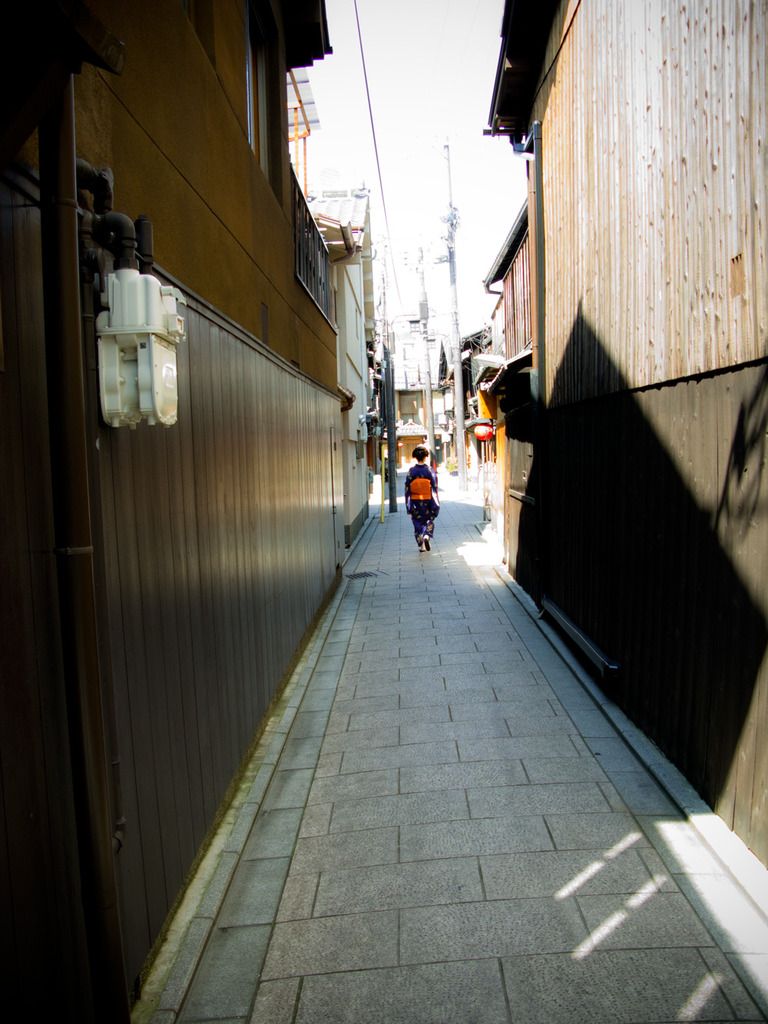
38,76,130,1021
528,120,548,604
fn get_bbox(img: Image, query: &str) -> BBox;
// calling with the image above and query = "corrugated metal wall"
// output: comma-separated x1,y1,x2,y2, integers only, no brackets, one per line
540,0,767,404
0,171,94,1013
92,286,342,982
0,168,343,994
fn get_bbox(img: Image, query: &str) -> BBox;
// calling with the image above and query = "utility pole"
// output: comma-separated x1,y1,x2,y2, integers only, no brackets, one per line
417,248,436,459
444,142,467,490
381,256,398,512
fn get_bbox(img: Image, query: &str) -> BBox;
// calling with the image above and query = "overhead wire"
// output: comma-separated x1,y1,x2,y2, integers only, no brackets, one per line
352,0,403,306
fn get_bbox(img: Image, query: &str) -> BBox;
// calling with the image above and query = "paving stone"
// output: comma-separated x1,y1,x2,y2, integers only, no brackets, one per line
341,740,459,773
400,759,527,793
250,978,301,1024
503,715,577,737
332,693,399,714
261,910,399,979
576,891,716,954
545,812,652,852
459,735,581,761
312,857,483,915
307,768,400,805
329,789,469,832
607,770,679,815
480,848,676,901
523,756,609,784
399,897,587,962
276,870,319,922
400,815,553,860
289,708,331,738
449,699,557,722
399,685,498,707
218,857,290,927
469,781,613,817
320,725,399,753
179,924,271,1021
290,826,400,874
260,768,315,811
297,802,332,837
400,719,512,743
500,948,743,1023
676,873,768,954
242,807,304,860
347,706,452,731
294,960,511,1024
280,734,324,769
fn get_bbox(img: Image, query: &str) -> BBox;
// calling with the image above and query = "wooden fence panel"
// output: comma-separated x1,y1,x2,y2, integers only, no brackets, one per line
89,289,341,981
535,0,767,404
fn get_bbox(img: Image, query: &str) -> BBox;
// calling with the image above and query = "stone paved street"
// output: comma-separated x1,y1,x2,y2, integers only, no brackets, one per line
137,481,768,1024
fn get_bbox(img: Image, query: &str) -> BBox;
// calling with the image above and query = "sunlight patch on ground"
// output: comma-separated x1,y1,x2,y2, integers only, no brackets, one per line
456,539,505,567
677,975,724,1020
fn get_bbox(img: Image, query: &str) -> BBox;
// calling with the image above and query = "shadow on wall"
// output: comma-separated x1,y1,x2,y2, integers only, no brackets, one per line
529,307,768,859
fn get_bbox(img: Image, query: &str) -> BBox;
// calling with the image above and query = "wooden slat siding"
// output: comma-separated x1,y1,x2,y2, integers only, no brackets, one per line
0,163,341,991
544,357,768,857
186,316,223,820
535,0,767,405
503,233,531,357
94,289,341,981
0,178,96,1006
498,227,533,586
164,366,209,843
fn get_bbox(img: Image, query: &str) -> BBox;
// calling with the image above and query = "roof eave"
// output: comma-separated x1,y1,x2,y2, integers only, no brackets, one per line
486,0,559,143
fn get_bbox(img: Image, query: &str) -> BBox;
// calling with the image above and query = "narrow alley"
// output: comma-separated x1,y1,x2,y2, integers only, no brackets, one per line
138,479,768,1024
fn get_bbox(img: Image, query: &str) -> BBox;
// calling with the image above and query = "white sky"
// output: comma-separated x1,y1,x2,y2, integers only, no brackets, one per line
305,0,528,337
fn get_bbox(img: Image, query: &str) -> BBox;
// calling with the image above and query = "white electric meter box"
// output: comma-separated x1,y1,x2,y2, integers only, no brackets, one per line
96,267,186,427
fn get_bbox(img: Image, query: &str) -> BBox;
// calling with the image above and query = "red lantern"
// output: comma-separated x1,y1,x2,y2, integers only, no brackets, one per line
474,424,493,441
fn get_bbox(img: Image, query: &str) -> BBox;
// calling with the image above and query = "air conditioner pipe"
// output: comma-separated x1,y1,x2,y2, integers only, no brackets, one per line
134,213,154,273
93,211,138,269
78,208,128,860
76,158,114,213
39,75,131,1023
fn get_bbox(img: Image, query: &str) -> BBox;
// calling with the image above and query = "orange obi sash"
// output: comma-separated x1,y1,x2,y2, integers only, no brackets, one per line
409,477,432,500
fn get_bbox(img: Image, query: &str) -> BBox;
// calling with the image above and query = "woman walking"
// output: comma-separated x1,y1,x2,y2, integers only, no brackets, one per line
405,445,440,552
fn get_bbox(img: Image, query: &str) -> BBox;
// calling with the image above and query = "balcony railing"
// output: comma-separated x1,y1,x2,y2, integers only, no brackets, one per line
292,173,332,322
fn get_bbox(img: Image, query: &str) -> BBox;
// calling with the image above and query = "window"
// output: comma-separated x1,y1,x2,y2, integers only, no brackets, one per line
247,5,269,174
399,392,419,420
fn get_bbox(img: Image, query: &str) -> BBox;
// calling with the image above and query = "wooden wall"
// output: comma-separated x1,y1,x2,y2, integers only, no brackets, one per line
502,234,532,361
91,284,342,985
0,171,95,1016
539,0,767,404
0,166,343,1000
544,344,768,858
516,0,768,863
495,232,537,593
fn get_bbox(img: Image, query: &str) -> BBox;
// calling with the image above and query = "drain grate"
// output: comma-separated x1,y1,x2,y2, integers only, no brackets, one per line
344,570,386,579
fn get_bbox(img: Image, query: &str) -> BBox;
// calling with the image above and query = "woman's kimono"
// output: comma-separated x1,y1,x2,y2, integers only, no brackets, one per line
404,463,440,548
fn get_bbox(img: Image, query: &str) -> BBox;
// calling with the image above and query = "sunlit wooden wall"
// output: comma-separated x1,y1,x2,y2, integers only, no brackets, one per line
524,0,768,863
540,0,766,405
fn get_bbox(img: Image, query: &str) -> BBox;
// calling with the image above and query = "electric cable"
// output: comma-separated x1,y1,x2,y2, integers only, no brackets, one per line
352,0,402,305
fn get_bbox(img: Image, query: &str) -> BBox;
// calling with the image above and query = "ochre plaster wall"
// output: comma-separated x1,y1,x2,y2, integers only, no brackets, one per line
72,0,336,389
